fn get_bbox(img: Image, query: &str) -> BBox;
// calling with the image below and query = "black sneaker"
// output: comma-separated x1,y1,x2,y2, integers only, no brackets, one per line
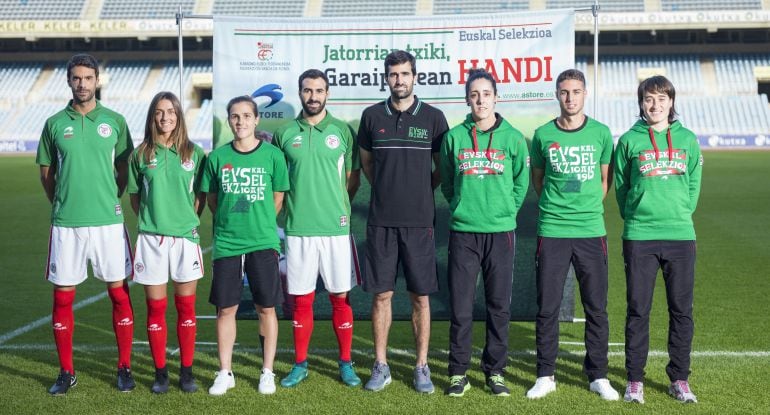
445,375,470,397
151,367,169,394
486,373,510,396
179,365,198,393
117,367,136,392
49,370,77,396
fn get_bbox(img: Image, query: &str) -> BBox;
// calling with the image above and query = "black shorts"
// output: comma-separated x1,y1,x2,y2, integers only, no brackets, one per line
363,226,438,295
209,249,283,308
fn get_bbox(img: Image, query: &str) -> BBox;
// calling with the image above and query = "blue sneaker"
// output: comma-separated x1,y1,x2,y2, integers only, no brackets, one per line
364,361,391,391
280,361,309,388
413,364,434,394
339,361,361,387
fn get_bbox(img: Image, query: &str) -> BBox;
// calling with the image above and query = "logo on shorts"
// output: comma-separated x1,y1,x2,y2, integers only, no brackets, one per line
181,319,196,328
115,204,122,216
292,135,303,148
117,317,133,326
63,126,74,139
325,134,340,149
50,263,57,274
53,322,67,331
148,323,162,332
192,260,200,270
134,262,145,274
181,159,195,171
97,123,113,138
340,215,348,227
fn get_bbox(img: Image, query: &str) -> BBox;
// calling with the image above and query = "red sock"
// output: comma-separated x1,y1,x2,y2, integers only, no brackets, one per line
108,282,134,368
174,294,197,368
52,289,76,373
292,292,315,363
330,294,354,362
146,297,167,369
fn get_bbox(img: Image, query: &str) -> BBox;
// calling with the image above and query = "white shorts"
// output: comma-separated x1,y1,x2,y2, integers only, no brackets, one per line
285,235,359,295
133,234,204,285
46,224,133,286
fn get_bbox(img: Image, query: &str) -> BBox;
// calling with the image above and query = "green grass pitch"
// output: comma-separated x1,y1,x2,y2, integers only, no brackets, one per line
0,151,768,413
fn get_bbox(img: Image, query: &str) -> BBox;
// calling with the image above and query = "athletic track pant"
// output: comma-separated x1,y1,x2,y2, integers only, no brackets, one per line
623,240,696,382
447,231,514,376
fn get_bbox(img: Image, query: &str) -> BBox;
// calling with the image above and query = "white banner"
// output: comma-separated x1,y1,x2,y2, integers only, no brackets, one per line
213,10,575,148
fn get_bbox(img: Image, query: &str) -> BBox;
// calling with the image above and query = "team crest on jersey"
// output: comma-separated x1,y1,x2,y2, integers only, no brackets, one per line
115,204,122,216
292,135,303,148
63,126,74,139
97,123,113,138
325,134,340,149
340,215,348,227
181,159,195,171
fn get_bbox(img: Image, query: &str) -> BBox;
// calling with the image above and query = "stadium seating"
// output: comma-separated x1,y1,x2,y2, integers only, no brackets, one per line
101,62,152,100
433,0,528,16
661,0,763,11
0,63,43,101
0,0,85,19
714,55,770,95
322,0,416,17
100,0,195,19
213,0,306,17
598,55,703,95
190,99,214,141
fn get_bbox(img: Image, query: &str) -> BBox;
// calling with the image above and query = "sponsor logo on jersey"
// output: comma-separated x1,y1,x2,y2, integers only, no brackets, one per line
53,322,68,331
63,126,74,139
291,135,303,148
97,123,113,138
135,262,145,274
408,127,429,139
337,322,353,330
148,323,162,332
181,159,195,171
115,204,122,216
340,215,348,227
378,128,386,134
325,134,340,149
117,317,133,326
181,319,196,328
148,158,158,169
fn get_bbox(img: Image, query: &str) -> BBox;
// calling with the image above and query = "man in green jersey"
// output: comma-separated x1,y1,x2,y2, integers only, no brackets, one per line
273,69,361,388
527,69,619,401
36,54,136,395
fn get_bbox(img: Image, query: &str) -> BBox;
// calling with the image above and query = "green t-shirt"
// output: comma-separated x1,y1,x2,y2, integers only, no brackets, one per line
272,112,358,236
127,143,206,242
530,117,613,238
35,100,133,227
199,141,290,259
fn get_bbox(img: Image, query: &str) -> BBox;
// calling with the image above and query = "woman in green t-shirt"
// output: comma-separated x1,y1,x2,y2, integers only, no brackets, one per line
128,91,206,394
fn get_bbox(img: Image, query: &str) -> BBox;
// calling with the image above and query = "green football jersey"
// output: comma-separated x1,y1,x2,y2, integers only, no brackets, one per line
127,143,206,243
530,117,613,238
35,100,133,227
199,141,290,259
273,112,357,236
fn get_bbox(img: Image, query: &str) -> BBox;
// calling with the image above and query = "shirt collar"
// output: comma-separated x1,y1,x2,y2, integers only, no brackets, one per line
385,96,421,116
295,110,333,132
64,99,103,121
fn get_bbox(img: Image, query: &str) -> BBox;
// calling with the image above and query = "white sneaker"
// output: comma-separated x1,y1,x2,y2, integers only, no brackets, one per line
589,378,620,401
209,370,235,395
526,376,556,399
259,368,276,395
624,381,644,404
669,380,697,403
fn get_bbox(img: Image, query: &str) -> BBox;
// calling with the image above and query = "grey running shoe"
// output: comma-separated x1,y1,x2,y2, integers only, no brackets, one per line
364,361,391,392
624,381,644,404
413,364,434,394
49,370,77,396
669,380,697,403
486,373,510,396
445,375,470,397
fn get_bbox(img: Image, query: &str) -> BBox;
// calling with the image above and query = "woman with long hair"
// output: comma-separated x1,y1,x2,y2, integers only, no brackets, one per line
127,91,206,393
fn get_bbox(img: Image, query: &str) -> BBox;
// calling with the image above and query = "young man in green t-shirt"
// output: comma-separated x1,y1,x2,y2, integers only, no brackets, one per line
527,69,619,401
272,69,361,388
36,54,136,395
200,96,290,396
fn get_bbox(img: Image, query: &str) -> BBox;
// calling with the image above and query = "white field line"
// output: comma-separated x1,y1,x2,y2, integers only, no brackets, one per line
0,245,214,345
0,343,768,358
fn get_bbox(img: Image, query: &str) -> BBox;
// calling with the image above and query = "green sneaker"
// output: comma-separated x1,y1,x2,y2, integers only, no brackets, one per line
486,373,510,396
445,375,470,397
338,361,361,387
280,362,309,388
